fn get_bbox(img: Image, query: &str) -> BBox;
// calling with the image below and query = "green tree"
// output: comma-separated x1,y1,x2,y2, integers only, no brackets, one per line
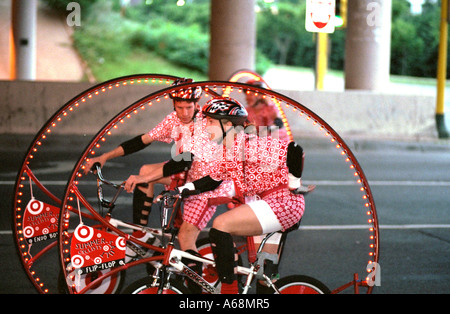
257,2,314,66
412,0,441,77
41,0,98,14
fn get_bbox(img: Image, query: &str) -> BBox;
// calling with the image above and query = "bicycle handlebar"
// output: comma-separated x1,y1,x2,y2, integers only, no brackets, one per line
91,162,123,189
90,162,125,210
88,162,198,213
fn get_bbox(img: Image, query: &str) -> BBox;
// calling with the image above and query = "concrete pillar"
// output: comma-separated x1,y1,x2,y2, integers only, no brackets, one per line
209,0,256,80
344,0,392,90
10,0,37,80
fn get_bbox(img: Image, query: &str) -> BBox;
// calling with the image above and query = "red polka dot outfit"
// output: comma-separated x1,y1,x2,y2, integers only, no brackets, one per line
147,111,206,185
181,123,235,229
246,102,289,143
147,112,235,229
190,133,304,232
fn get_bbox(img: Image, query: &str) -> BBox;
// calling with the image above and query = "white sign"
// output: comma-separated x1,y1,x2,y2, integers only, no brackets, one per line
305,0,336,33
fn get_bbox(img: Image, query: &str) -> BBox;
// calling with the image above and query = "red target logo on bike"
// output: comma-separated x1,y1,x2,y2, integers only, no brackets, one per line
70,224,126,274
23,199,59,243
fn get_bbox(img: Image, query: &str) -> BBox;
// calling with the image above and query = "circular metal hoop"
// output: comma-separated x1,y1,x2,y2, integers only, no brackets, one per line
57,81,379,294
12,74,180,293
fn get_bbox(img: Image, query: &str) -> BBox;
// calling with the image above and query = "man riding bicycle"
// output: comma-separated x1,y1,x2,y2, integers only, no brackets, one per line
83,78,203,244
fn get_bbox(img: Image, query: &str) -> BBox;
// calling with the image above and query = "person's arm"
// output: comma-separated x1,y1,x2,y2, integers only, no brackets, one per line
177,176,223,194
84,134,153,174
124,152,223,194
124,162,164,193
286,142,315,194
124,151,194,193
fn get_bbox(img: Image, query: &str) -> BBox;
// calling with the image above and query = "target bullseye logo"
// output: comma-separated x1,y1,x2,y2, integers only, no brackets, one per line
116,237,126,251
70,224,127,274
74,225,94,242
27,199,44,215
23,226,34,238
71,254,84,268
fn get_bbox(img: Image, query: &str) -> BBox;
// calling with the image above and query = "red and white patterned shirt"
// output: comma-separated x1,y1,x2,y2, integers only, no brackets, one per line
186,132,304,231
246,102,289,143
206,133,289,196
147,111,205,155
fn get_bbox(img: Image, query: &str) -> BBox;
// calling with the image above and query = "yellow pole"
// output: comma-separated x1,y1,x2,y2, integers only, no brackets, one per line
316,32,328,90
436,0,449,138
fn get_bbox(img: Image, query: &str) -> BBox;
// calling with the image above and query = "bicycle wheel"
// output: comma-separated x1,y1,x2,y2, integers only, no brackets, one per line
57,268,126,294
122,276,190,294
274,275,331,294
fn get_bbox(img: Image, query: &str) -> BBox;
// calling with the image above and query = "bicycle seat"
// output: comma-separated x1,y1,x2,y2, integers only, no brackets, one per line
282,218,302,234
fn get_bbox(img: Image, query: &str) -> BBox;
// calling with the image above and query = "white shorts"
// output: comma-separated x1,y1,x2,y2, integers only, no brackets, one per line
247,200,282,234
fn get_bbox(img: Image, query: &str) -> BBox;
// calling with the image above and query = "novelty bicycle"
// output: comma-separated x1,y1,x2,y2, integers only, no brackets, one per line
71,163,330,294
14,77,379,293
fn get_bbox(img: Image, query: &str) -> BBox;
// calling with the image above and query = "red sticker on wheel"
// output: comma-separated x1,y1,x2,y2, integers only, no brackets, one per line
70,224,126,274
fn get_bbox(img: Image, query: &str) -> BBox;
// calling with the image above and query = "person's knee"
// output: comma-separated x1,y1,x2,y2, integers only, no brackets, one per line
139,164,154,176
178,223,200,251
211,215,229,233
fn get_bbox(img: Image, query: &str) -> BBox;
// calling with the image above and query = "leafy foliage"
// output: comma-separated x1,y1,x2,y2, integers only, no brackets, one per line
44,0,446,79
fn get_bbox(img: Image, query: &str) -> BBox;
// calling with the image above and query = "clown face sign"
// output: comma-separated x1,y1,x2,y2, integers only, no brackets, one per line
306,0,336,33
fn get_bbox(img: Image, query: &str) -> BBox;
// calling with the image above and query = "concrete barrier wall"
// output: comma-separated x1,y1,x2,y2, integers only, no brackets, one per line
281,90,437,139
0,80,438,139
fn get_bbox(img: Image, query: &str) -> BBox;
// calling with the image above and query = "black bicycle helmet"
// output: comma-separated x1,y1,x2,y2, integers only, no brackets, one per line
202,97,248,126
169,78,202,102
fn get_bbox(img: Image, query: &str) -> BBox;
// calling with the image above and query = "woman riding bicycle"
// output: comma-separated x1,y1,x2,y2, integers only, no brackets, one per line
124,97,310,294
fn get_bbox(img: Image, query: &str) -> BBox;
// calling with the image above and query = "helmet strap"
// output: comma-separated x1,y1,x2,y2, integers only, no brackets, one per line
218,120,233,145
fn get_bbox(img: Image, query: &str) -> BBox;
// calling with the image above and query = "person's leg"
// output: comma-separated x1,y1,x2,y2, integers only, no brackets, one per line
209,204,264,294
179,198,219,293
178,222,201,252
127,163,171,261
132,183,153,226
211,204,263,236
132,162,170,227
178,222,203,293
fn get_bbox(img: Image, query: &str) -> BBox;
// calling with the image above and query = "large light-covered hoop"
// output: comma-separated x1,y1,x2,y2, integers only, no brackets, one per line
58,80,379,294
12,74,181,294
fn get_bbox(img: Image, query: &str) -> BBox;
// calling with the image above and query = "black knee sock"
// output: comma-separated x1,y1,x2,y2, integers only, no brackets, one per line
132,185,153,226
209,228,236,284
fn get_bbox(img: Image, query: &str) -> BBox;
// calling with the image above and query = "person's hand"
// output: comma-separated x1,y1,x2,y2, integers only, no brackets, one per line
124,174,147,193
154,189,179,203
84,156,107,175
291,185,316,195
153,188,200,203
